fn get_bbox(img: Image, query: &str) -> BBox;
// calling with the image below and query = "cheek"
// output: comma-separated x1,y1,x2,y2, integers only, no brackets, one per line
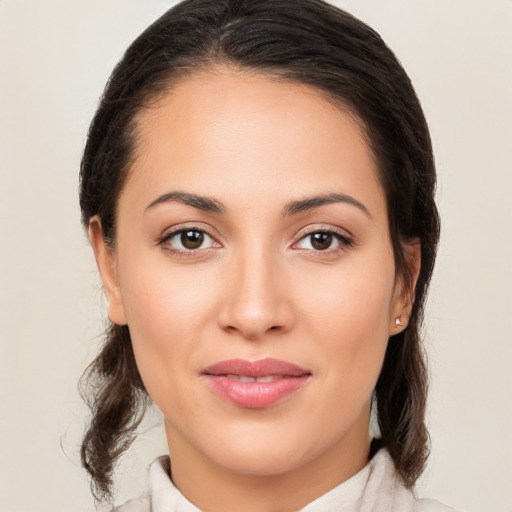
298,249,395,335
297,254,395,402
118,258,218,403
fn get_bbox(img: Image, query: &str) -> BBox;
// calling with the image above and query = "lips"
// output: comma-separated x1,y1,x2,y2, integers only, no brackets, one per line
202,358,311,409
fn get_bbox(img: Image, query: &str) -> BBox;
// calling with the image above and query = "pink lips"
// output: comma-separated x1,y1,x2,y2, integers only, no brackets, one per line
202,358,311,409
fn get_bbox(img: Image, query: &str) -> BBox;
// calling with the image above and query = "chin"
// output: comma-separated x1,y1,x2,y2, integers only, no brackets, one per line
213,443,308,477
197,421,322,477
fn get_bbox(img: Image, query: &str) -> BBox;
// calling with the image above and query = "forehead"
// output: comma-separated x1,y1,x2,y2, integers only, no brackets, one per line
122,68,385,219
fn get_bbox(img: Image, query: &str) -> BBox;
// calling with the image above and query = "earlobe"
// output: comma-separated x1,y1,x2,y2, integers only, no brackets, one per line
88,217,127,325
389,239,421,334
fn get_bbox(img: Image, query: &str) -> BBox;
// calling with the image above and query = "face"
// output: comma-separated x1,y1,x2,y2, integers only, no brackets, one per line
91,69,413,484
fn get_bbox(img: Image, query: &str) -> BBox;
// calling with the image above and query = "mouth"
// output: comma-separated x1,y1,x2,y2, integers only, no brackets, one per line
202,358,312,409
223,374,288,382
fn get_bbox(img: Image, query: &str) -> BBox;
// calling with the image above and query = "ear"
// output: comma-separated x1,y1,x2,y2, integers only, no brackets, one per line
88,216,127,325
389,238,421,335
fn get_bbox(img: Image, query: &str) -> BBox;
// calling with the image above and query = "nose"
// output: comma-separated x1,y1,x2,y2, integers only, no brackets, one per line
217,246,295,341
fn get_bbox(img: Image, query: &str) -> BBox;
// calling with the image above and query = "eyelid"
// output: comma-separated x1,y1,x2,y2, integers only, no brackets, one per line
291,225,354,252
157,223,222,250
293,224,353,242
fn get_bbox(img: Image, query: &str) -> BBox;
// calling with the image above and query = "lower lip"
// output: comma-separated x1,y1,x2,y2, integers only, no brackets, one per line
204,375,310,409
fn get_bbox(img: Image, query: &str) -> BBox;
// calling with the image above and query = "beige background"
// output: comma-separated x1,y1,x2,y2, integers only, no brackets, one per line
1,1,511,511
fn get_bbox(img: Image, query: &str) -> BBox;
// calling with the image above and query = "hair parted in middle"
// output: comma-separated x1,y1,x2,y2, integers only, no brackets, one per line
79,0,439,502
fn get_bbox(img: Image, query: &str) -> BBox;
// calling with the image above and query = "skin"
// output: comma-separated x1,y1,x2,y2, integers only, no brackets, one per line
90,68,420,512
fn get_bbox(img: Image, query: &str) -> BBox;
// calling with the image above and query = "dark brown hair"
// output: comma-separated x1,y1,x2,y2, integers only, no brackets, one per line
79,0,439,503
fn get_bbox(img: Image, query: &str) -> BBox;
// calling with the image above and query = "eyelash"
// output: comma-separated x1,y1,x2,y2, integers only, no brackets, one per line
293,229,353,255
158,226,219,258
158,226,353,258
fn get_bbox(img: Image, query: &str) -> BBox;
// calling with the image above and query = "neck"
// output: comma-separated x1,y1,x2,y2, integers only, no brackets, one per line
165,418,371,512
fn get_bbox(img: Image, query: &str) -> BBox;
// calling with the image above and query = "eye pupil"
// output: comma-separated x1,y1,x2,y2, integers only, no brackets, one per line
311,232,332,250
181,230,204,249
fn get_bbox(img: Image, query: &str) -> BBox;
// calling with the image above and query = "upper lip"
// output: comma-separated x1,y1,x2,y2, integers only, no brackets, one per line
202,358,311,378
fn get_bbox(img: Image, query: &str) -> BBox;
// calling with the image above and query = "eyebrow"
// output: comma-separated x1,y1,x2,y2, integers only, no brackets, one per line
145,190,370,218
282,193,371,218
145,191,225,214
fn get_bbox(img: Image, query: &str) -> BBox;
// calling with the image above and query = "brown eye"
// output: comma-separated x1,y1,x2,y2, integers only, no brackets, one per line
162,228,216,252
310,232,333,250
181,230,204,249
295,230,352,253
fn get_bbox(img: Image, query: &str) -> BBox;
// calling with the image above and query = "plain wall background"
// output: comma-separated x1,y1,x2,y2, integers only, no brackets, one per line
1,1,510,511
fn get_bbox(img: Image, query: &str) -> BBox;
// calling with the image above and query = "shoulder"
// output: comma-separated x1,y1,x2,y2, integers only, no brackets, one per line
112,495,150,512
368,449,460,512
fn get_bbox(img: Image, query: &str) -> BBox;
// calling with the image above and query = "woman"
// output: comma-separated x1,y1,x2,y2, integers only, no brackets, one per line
79,0,455,510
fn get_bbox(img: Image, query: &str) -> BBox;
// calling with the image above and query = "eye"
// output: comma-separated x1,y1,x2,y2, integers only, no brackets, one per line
161,228,217,251
296,230,352,252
